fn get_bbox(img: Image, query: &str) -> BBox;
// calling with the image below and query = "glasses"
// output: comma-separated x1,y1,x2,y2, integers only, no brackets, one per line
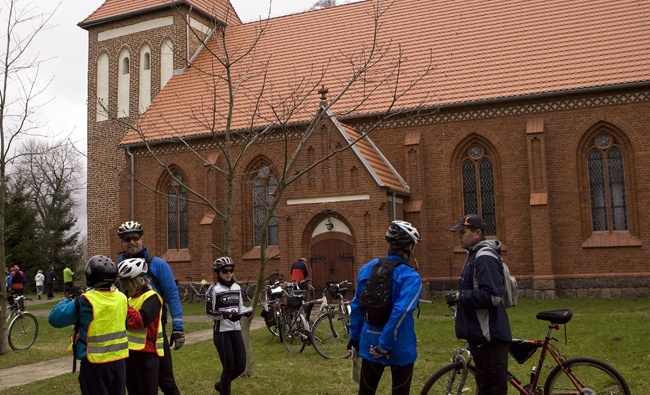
122,235,142,243
220,268,234,274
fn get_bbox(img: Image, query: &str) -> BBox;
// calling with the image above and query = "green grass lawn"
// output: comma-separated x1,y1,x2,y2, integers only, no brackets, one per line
2,297,648,394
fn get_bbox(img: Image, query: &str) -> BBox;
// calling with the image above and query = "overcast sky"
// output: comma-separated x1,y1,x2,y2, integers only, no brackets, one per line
32,0,334,155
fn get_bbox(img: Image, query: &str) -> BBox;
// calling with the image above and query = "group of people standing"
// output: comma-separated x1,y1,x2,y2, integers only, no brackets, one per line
6,264,61,300
347,215,511,395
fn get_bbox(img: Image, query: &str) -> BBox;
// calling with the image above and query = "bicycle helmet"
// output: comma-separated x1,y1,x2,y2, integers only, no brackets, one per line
385,220,421,247
213,256,235,272
85,255,118,289
117,221,144,237
117,258,148,279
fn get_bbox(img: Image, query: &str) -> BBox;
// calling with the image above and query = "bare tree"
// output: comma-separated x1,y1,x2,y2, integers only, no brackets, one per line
109,0,431,374
0,0,57,355
311,0,340,10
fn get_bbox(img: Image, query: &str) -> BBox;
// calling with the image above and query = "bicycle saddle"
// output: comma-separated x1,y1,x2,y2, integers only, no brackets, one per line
535,309,573,324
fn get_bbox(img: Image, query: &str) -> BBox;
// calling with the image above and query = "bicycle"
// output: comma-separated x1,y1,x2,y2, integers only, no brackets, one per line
420,307,630,395
279,290,312,354
311,280,353,359
5,293,39,351
260,278,286,337
180,276,210,303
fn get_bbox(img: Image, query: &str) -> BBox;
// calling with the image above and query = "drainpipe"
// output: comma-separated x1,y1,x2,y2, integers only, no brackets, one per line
391,190,397,221
186,6,192,67
126,146,135,219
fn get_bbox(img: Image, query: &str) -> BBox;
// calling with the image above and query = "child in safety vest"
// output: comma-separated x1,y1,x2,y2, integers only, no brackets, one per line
118,257,164,395
48,255,129,395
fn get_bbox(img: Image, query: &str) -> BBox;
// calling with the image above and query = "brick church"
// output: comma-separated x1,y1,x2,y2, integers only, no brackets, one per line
79,0,650,298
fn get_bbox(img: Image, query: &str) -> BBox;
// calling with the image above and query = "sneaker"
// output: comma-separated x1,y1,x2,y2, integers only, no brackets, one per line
214,381,221,393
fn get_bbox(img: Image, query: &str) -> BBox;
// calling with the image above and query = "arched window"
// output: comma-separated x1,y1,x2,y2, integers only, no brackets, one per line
587,132,627,231
96,52,109,121
167,173,189,249
118,48,130,117
139,45,151,113
461,144,496,235
161,39,174,89
252,165,279,246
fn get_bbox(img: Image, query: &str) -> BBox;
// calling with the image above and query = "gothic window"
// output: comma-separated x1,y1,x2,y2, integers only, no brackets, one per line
161,39,174,89
118,49,130,117
252,165,279,246
461,144,497,235
587,133,627,231
139,45,152,113
167,173,189,249
96,52,109,122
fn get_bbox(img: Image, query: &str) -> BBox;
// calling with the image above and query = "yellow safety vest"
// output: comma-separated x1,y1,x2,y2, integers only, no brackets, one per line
128,289,164,357
83,290,129,363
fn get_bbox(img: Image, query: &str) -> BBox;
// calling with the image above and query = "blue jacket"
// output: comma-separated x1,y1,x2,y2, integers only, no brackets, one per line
119,248,184,332
455,240,512,344
349,253,422,366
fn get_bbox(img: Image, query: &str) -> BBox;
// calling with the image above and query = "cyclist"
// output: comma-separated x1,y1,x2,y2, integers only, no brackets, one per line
348,220,422,395
48,255,129,395
205,257,252,395
118,257,164,395
446,214,512,395
290,257,309,282
117,220,184,395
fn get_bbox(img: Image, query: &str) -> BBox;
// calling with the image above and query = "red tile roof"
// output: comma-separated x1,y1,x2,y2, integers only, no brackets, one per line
121,0,650,145
80,0,240,27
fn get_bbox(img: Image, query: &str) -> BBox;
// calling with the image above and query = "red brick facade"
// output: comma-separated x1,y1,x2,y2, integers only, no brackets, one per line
82,2,650,299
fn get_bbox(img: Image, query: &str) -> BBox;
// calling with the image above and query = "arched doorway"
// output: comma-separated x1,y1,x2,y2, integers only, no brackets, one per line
309,217,355,293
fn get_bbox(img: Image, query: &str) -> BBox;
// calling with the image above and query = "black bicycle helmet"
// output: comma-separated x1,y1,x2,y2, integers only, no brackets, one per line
213,257,235,272
385,220,421,247
117,221,144,237
85,255,118,289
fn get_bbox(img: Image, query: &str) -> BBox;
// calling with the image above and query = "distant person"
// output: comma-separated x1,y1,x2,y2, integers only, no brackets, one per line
48,255,129,395
206,257,252,395
348,221,422,395
8,264,26,296
446,214,512,395
35,270,45,300
290,257,309,282
45,266,56,300
118,257,164,395
63,264,75,296
118,220,184,395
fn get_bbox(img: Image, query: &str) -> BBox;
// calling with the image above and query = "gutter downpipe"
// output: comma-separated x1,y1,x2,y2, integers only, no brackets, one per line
392,190,397,221
126,146,135,219
186,6,192,67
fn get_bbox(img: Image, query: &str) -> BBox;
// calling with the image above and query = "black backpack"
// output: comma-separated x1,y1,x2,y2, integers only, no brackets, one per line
12,270,23,285
359,258,402,326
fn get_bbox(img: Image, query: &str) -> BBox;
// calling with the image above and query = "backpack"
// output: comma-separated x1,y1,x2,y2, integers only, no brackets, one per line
475,247,518,308
359,257,402,326
12,270,23,285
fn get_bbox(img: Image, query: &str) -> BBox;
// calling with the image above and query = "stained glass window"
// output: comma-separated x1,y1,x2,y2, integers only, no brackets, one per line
167,173,189,249
253,165,279,246
587,134,627,231
461,145,496,235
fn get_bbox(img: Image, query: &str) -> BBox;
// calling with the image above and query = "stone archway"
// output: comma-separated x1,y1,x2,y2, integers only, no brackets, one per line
308,217,355,293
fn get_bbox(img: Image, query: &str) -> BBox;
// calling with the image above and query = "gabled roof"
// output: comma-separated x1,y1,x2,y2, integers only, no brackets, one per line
327,109,409,195
121,0,650,145
79,0,240,28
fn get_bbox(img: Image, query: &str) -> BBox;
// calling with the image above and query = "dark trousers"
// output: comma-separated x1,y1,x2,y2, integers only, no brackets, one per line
159,326,181,395
213,329,246,395
470,341,509,395
64,281,74,295
358,359,414,395
46,283,54,299
79,359,126,395
126,351,160,395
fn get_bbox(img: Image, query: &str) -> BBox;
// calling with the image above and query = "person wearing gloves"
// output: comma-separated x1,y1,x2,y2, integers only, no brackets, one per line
347,221,422,395
48,256,129,395
205,257,253,395
117,220,184,395
118,257,164,395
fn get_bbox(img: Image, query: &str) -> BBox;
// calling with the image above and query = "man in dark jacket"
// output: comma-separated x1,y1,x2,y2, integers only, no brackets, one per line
45,266,56,300
446,214,512,395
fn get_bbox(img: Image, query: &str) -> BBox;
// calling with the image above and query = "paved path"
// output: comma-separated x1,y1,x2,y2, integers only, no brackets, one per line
0,297,265,392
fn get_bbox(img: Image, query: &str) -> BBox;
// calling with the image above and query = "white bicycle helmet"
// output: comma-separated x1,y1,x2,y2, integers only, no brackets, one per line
118,221,144,237
213,256,235,272
386,220,421,246
117,258,148,279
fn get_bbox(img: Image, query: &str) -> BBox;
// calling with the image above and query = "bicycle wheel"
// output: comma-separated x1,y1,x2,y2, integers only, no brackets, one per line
312,312,351,359
544,357,630,395
8,312,39,351
420,362,478,395
177,285,190,303
281,309,309,354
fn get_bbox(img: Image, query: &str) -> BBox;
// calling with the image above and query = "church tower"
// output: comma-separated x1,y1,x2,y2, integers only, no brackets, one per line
78,0,241,257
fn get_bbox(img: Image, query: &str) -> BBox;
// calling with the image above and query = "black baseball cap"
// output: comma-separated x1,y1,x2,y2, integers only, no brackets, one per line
450,214,486,231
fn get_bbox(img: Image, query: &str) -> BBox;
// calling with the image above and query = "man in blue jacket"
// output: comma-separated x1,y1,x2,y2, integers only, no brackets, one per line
117,221,184,395
446,214,512,395
348,220,422,395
